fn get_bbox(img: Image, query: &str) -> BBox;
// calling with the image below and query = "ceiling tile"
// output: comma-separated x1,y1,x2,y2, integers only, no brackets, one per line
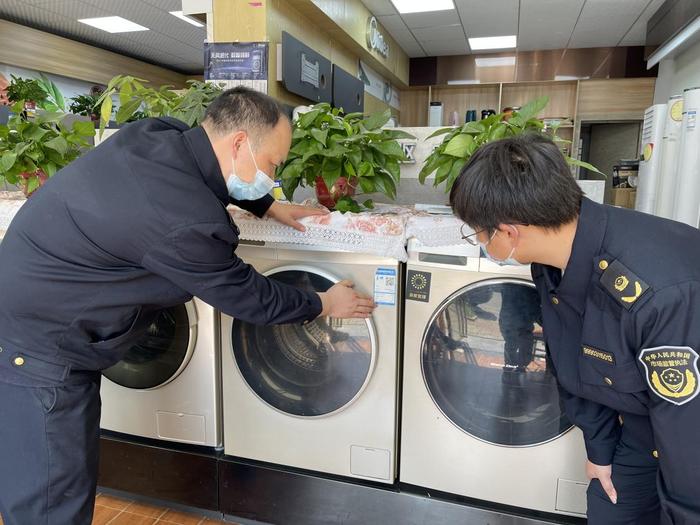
621,0,665,46
422,39,469,56
377,14,406,33
517,0,584,51
361,0,397,17
401,9,459,29
569,0,649,48
413,24,465,42
454,0,518,38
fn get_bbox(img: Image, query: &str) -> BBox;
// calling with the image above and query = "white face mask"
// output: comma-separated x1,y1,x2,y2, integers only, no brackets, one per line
226,139,275,201
480,229,526,267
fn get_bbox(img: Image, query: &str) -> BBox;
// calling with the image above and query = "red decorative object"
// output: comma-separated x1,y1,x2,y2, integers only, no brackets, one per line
314,176,357,209
19,170,48,197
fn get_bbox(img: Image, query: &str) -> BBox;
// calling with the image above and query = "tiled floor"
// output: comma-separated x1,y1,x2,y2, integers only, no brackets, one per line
0,493,234,525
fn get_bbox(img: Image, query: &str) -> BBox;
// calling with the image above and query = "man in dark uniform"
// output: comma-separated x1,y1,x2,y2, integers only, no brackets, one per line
449,133,700,524
0,87,375,524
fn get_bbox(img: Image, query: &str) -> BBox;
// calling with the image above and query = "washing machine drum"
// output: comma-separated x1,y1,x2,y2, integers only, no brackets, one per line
103,304,193,390
422,279,572,446
232,269,375,417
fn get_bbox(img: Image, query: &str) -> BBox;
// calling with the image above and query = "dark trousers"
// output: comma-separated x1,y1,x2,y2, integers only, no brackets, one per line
587,413,661,525
0,377,101,525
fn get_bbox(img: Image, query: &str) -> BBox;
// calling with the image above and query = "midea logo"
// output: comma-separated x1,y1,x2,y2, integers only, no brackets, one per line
366,17,389,58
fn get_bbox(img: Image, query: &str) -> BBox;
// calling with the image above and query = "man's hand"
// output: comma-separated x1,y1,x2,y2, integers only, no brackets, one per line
318,280,376,319
586,460,617,504
266,201,329,232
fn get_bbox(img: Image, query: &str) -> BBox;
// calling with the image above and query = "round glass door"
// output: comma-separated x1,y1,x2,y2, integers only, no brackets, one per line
103,303,195,390
422,279,572,446
231,267,376,417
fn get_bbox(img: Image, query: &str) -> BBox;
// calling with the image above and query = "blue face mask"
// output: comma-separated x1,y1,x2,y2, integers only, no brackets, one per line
480,230,526,267
227,140,275,201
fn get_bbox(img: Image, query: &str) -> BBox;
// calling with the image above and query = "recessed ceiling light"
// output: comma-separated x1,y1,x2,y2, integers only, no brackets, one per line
447,80,481,85
169,11,204,28
391,0,454,14
468,35,517,51
78,16,148,33
475,56,516,67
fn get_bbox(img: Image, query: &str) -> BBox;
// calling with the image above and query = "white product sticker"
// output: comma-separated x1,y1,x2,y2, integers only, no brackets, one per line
374,268,397,305
688,110,696,130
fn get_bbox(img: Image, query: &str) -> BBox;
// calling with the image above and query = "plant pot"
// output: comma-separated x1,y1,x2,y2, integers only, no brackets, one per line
19,169,48,197
314,176,357,209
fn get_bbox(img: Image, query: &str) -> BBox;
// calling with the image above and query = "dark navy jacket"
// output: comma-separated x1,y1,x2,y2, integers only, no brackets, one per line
533,197,700,521
0,117,321,385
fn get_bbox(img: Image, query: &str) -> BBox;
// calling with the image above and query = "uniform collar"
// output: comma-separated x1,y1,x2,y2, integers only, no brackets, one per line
538,198,607,314
182,126,229,206
557,197,608,314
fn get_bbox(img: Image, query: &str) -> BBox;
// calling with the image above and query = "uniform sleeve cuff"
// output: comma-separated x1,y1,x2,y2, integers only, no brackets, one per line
302,292,323,324
229,194,275,218
585,441,617,466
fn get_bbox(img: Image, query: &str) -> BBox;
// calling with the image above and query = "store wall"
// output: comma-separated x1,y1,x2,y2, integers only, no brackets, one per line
653,39,700,103
266,0,396,119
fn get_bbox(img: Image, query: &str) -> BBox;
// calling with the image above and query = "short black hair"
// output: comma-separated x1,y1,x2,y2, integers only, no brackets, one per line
202,86,287,144
449,133,583,231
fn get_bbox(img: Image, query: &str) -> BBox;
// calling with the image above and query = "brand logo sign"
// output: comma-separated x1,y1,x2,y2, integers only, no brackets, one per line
366,17,389,58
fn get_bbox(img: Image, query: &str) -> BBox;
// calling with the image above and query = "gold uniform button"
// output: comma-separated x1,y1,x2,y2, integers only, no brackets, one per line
604,377,613,386
13,356,25,366
599,260,609,270
652,450,659,459
551,296,559,305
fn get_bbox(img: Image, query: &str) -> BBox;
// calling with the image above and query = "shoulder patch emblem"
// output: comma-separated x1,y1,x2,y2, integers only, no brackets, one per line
638,346,700,406
600,259,650,309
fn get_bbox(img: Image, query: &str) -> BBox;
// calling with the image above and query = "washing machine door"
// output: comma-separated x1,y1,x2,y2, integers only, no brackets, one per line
422,278,572,446
102,302,198,390
231,265,377,418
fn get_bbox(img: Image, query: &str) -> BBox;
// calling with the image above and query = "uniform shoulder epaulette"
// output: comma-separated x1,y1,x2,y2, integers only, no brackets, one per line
599,259,651,310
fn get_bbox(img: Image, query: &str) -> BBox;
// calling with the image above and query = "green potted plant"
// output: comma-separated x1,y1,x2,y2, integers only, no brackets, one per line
277,103,414,212
419,96,601,190
0,100,95,196
95,76,224,135
6,74,66,113
69,93,102,121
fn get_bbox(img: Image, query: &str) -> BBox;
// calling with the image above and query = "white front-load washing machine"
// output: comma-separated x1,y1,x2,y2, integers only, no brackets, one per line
221,242,402,483
400,239,589,517
100,298,222,448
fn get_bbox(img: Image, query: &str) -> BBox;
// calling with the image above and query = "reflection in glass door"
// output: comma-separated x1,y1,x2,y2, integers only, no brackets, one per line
232,268,376,417
103,304,193,390
422,279,572,446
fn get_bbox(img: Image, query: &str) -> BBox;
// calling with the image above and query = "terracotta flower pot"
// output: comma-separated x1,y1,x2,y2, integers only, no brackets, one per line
19,169,48,197
314,176,357,209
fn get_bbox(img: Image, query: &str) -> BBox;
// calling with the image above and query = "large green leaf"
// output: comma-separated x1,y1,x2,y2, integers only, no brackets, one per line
488,122,507,141
445,158,467,191
362,108,391,131
72,120,96,137
343,112,364,121
26,176,40,195
371,140,404,158
444,133,474,158
100,96,113,137
462,121,486,134
24,126,49,141
292,128,307,140
434,158,455,186
515,95,549,122
0,151,17,172
321,158,342,190
310,128,328,146
373,172,397,199
359,177,376,193
381,129,416,140
298,109,321,128
418,153,446,183
426,127,455,139
116,98,143,123
44,136,68,156
566,157,605,176
385,158,400,181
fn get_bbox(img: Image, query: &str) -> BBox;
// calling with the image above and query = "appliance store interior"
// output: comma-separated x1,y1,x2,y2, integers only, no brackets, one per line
0,1,698,524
